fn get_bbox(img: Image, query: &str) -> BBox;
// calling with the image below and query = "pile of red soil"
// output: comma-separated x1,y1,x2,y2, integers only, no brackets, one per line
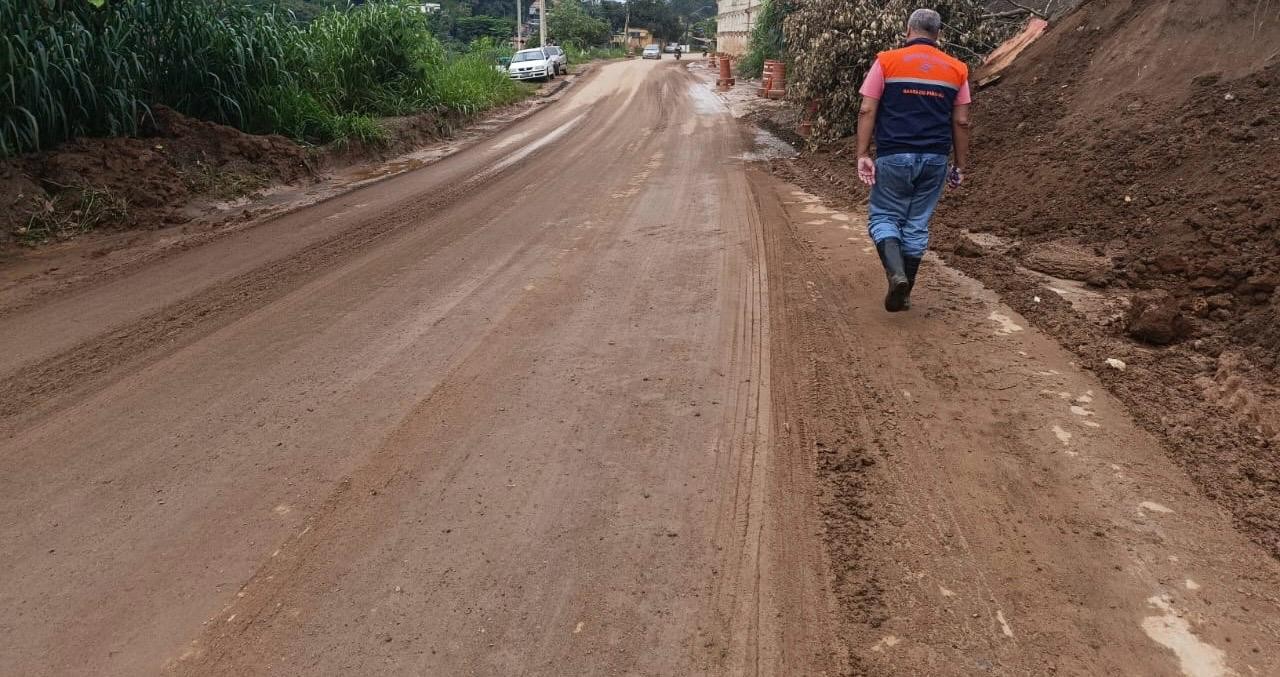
941,0,1280,367
1,106,311,245
933,0,1280,556
771,0,1280,557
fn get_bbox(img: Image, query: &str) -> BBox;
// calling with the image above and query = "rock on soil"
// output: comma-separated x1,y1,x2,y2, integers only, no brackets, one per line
1126,289,1191,345
1021,241,1111,281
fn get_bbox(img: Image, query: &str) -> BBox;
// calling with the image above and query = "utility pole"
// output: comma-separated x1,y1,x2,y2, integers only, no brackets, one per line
623,1,630,56
515,0,523,48
539,0,547,47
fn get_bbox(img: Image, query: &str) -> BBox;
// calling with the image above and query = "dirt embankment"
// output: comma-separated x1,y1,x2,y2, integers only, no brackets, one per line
0,101,520,252
0,107,312,247
770,0,1280,557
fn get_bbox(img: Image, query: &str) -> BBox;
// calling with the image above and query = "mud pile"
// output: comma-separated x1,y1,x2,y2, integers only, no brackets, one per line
940,0,1280,363
935,0,1280,555
773,0,1280,556
1,106,311,246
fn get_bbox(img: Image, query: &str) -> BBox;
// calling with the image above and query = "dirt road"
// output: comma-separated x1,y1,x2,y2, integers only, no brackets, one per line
0,59,831,676
1,58,1278,677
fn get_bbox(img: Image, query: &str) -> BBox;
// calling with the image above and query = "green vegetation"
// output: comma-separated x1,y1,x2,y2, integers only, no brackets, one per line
519,0,624,60
739,0,789,78
1,0,529,157
565,44,627,62
247,0,348,23
548,0,610,50
785,0,1017,139
452,15,516,43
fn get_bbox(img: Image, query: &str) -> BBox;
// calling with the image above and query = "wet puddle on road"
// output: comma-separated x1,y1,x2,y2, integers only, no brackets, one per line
988,311,1024,334
736,127,799,162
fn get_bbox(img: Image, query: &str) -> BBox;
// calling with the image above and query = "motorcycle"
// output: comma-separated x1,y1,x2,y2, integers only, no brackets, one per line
674,50,682,60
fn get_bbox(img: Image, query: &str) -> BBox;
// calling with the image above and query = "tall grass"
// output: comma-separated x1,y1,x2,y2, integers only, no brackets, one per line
563,43,627,63
433,53,528,116
1,1,146,155
1,0,528,156
302,3,445,116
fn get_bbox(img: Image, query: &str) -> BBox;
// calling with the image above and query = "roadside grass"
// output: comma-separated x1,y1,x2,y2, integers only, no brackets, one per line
565,44,627,63
433,52,533,116
1,0,529,155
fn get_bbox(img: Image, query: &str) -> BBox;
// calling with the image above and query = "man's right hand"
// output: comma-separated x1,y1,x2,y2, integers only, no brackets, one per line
858,156,876,186
948,165,964,189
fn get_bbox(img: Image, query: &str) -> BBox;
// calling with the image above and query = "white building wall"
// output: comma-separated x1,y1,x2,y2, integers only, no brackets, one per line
716,0,762,55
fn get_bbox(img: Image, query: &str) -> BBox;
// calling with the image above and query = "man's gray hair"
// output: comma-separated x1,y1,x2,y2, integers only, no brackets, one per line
908,8,943,37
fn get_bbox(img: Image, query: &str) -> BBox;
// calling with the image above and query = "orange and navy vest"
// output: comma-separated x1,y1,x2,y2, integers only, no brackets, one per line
874,38,969,157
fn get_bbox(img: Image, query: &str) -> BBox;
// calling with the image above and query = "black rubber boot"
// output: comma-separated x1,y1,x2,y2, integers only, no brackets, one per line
876,238,911,313
903,256,922,310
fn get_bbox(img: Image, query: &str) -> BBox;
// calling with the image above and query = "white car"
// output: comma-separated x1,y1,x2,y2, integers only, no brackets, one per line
508,48,555,81
642,44,661,60
545,45,567,75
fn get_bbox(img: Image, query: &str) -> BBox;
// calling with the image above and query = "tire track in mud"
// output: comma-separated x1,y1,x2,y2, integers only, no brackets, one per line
708,162,773,674
164,61,744,677
754,167,1280,676
752,167,881,676
0,103,614,437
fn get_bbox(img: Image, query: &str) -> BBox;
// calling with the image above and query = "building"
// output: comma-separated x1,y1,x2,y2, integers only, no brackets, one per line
612,27,655,51
716,0,761,55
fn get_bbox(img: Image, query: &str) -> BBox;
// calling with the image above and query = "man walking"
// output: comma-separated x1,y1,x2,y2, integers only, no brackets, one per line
855,8,972,312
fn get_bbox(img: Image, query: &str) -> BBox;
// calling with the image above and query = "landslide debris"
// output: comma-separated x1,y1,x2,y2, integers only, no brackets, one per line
1,106,310,246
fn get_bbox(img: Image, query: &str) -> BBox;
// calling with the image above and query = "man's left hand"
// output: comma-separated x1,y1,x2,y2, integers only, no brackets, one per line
947,165,964,189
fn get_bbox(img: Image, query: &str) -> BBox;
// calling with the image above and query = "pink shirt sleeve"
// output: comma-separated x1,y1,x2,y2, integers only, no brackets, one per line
859,61,885,99
956,80,972,105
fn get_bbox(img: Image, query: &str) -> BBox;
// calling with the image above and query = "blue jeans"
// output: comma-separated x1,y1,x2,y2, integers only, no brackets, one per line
868,153,949,258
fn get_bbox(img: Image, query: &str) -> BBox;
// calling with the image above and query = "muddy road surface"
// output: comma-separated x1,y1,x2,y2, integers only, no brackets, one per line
0,60,830,676
3,59,1280,677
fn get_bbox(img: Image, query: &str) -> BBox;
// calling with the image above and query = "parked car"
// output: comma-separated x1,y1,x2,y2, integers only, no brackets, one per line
642,44,661,60
544,45,567,75
508,48,555,81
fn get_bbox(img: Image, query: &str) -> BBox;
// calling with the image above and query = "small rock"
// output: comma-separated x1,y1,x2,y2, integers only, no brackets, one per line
1224,92,1236,101
1228,126,1257,142
1126,289,1192,345
1153,253,1186,274
1238,273,1277,295
1207,293,1234,310
954,238,985,258
1189,276,1223,291
1105,358,1127,371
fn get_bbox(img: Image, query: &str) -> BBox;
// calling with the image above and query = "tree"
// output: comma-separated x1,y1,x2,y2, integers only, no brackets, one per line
740,0,789,78
548,0,610,46
618,0,680,41
243,0,349,23
784,0,1018,139
453,14,515,42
